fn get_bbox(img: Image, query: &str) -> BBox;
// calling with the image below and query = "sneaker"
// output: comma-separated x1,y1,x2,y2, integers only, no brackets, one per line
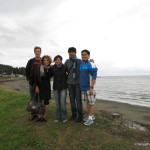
84,119,94,126
42,117,47,122
54,119,59,123
83,116,95,122
62,119,67,123
36,117,43,123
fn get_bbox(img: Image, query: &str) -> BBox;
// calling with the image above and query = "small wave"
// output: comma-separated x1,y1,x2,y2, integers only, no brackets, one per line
97,98,150,108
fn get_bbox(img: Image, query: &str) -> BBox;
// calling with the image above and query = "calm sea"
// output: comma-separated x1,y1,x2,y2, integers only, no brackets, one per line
96,76,150,108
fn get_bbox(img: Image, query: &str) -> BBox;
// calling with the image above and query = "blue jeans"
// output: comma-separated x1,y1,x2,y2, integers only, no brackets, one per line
68,84,83,118
53,89,67,120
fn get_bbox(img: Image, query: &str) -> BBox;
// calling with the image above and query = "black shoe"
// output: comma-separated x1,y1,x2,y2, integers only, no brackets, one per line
42,117,47,122
29,115,37,121
36,117,43,122
70,115,76,121
76,116,83,122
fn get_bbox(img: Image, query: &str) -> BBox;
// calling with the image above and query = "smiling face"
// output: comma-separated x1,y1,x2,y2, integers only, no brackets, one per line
34,48,41,58
68,51,76,58
43,58,50,66
55,57,62,65
81,52,90,62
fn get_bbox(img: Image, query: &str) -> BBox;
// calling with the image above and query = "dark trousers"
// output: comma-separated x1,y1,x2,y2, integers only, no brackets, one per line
68,84,83,118
29,83,37,101
29,83,37,116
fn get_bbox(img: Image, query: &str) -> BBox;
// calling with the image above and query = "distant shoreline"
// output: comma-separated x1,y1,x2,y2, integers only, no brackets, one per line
98,75,150,77
96,98,150,108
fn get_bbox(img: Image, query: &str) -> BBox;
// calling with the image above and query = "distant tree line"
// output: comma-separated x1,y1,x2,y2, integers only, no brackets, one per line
0,64,26,75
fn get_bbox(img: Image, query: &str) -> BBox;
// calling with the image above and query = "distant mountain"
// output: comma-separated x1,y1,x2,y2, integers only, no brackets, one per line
0,64,26,75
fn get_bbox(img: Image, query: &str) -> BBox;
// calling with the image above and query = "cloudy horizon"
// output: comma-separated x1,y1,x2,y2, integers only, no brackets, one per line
0,0,150,76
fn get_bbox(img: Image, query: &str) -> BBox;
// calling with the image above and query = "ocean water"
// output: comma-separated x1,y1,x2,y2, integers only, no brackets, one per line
96,76,150,108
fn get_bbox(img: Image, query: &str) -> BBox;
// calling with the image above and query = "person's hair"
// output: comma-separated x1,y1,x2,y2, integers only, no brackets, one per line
41,55,52,64
34,46,42,52
54,55,63,61
68,47,76,53
81,49,90,55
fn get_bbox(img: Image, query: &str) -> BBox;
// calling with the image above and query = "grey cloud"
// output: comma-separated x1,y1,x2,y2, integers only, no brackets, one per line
109,0,150,23
0,0,66,50
0,0,64,14
46,39,59,47
0,19,51,49
141,12,150,18
0,0,68,52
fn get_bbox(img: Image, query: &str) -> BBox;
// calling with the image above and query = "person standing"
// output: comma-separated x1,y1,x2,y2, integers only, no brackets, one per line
35,55,53,122
52,55,68,123
26,46,42,121
79,49,98,126
65,47,83,122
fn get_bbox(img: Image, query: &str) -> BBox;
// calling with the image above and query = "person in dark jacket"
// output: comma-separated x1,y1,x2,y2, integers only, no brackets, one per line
52,55,68,122
35,55,53,122
26,46,42,121
65,47,83,122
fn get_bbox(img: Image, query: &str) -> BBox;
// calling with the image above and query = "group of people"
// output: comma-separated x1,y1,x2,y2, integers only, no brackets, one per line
26,46,98,126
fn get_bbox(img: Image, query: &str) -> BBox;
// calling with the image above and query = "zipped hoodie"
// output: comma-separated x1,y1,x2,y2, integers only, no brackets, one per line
79,60,98,91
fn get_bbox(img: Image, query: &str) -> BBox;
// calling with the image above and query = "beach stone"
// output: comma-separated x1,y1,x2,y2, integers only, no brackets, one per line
122,119,148,131
110,112,122,121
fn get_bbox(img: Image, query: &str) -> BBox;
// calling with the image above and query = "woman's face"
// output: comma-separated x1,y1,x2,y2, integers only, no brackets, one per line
55,58,62,65
43,58,50,66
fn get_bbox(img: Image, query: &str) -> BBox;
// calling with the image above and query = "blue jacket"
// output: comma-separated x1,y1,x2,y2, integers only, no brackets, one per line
79,60,98,91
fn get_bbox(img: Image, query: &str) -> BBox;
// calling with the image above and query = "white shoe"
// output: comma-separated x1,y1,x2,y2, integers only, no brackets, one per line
62,119,67,123
83,116,95,122
54,119,59,123
84,119,94,126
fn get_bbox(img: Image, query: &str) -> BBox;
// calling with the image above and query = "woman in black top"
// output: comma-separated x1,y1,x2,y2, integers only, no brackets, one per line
52,55,68,122
35,55,53,122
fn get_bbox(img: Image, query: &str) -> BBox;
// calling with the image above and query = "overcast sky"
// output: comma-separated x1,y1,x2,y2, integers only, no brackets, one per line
0,0,150,76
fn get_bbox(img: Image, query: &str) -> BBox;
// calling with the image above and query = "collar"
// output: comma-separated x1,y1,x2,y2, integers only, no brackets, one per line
69,56,77,61
82,60,89,63
56,63,63,68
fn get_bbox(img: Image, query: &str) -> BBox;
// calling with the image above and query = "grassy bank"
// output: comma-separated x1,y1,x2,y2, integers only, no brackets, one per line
0,86,149,150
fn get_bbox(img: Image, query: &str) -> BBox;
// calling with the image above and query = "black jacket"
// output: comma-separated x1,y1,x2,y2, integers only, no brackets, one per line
52,64,68,91
34,65,53,86
26,58,36,85
34,65,53,101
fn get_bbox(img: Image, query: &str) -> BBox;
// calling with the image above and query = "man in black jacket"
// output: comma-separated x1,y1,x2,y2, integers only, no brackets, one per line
26,46,42,120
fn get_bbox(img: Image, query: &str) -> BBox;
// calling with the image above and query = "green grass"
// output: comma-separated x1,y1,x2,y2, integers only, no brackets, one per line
0,85,149,150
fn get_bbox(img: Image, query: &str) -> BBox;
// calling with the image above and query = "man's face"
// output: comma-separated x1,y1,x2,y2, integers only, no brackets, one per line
34,49,41,58
81,52,90,61
68,51,76,58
